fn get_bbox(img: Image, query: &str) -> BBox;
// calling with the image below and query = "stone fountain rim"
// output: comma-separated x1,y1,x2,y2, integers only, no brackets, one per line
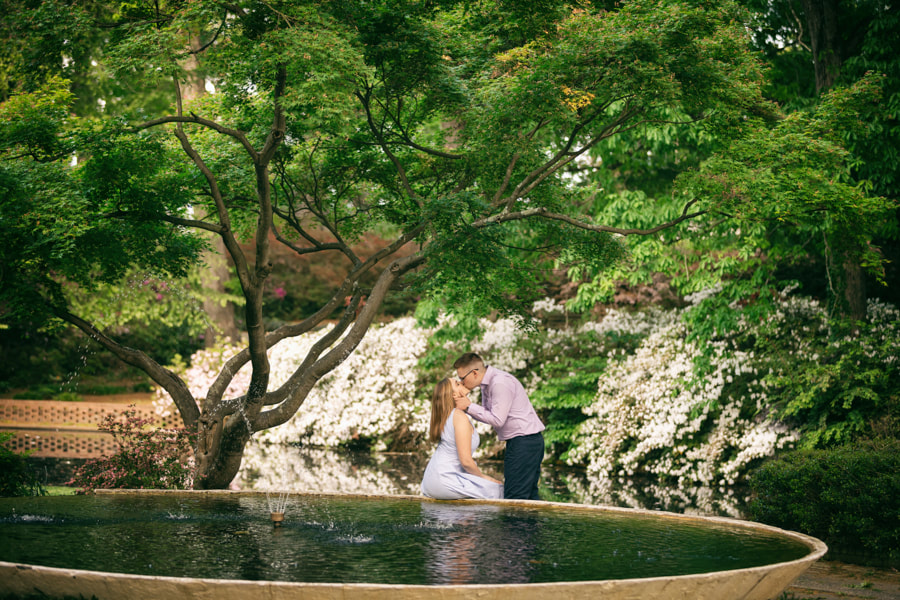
1,489,828,600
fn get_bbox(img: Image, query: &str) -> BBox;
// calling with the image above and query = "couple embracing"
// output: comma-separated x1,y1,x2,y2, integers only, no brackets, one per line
420,353,545,501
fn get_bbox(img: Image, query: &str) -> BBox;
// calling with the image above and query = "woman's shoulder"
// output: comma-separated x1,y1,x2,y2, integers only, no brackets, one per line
452,408,472,425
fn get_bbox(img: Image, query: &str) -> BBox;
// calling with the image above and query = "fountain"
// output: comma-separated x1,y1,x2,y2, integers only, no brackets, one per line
266,490,289,526
0,490,825,600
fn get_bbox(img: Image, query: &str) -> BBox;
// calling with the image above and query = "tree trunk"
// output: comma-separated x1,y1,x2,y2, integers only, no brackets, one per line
201,236,241,345
842,256,867,323
193,417,251,490
801,0,843,93
802,0,868,320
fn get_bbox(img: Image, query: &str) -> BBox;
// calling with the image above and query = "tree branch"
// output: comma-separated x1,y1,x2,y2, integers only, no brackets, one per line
473,199,706,237
500,102,637,209
57,310,200,427
190,11,228,55
258,66,288,166
356,87,421,204
133,115,258,160
255,252,426,429
103,210,226,235
172,127,253,289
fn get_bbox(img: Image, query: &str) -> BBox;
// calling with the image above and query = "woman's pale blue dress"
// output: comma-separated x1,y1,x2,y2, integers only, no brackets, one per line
421,409,504,500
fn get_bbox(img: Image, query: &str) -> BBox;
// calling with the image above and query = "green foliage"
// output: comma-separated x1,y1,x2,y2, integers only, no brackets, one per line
12,386,61,400
0,432,46,497
0,75,74,159
528,349,607,459
569,47,895,324
748,440,900,567
743,302,900,449
0,85,208,328
67,408,195,493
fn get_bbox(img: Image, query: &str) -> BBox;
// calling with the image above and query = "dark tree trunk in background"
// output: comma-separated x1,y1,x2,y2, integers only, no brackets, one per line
842,255,868,323
202,236,241,345
181,40,240,345
802,0,869,321
801,0,843,92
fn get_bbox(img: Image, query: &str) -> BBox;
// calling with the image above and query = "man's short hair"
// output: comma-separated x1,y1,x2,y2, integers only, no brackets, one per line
453,352,484,370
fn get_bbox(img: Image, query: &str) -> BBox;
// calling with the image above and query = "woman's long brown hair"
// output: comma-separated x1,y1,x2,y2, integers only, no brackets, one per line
429,378,455,443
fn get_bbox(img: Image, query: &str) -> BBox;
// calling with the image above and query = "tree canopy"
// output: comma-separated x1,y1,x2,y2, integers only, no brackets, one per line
0,0,893,488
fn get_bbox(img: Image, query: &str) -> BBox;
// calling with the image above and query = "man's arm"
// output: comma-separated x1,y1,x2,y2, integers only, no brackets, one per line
463,379,513,429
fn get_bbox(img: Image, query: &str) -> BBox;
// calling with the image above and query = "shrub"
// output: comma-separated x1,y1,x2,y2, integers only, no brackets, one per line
0,432,46,497
745,298,900,448
747,440,900,567
132,381,154,393
12,386,58,400
67,407,195,493
567,313,799,488
568,293,899,492
78,384,129,395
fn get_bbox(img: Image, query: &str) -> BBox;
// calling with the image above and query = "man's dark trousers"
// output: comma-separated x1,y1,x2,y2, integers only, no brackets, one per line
504,432,544,500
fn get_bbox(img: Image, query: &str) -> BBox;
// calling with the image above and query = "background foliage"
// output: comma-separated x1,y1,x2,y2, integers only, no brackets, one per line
0,432,46,497
748,439,900,567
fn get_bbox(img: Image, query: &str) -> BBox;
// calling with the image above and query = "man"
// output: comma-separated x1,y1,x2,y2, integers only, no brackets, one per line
453,352,545,500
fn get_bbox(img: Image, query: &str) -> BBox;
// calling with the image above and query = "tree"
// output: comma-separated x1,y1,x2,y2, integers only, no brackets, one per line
0,0,844,488
737,0,900,320
568,1,896,329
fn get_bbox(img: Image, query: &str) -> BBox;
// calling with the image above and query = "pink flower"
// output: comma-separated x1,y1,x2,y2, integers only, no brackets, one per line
274,287,286,299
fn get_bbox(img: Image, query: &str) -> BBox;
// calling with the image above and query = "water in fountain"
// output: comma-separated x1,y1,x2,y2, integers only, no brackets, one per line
0,493,812,586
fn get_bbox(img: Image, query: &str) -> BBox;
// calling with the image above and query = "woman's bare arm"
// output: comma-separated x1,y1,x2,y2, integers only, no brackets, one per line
453,409,502,484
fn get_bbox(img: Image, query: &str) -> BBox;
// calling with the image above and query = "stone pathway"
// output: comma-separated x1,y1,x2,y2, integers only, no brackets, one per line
784,561,900,599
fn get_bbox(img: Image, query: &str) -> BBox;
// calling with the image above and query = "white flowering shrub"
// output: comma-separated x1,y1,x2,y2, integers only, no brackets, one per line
155,318,434,450
259,318,432,449
568,292,900,487
743,296,900,448
566,315,799,487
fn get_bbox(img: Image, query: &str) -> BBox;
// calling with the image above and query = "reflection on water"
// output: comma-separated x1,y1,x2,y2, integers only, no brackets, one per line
420,503,538,584
235,443,429,496
235,442,751,518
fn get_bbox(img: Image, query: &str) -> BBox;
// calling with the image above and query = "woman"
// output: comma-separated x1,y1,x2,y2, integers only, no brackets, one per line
421,378,504,500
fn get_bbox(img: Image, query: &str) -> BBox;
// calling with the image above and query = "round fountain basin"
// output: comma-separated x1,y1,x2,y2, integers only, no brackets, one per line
0,490,825,600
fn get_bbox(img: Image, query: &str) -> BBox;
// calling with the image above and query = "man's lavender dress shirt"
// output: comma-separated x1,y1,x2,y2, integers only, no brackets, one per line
465,366,545,441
